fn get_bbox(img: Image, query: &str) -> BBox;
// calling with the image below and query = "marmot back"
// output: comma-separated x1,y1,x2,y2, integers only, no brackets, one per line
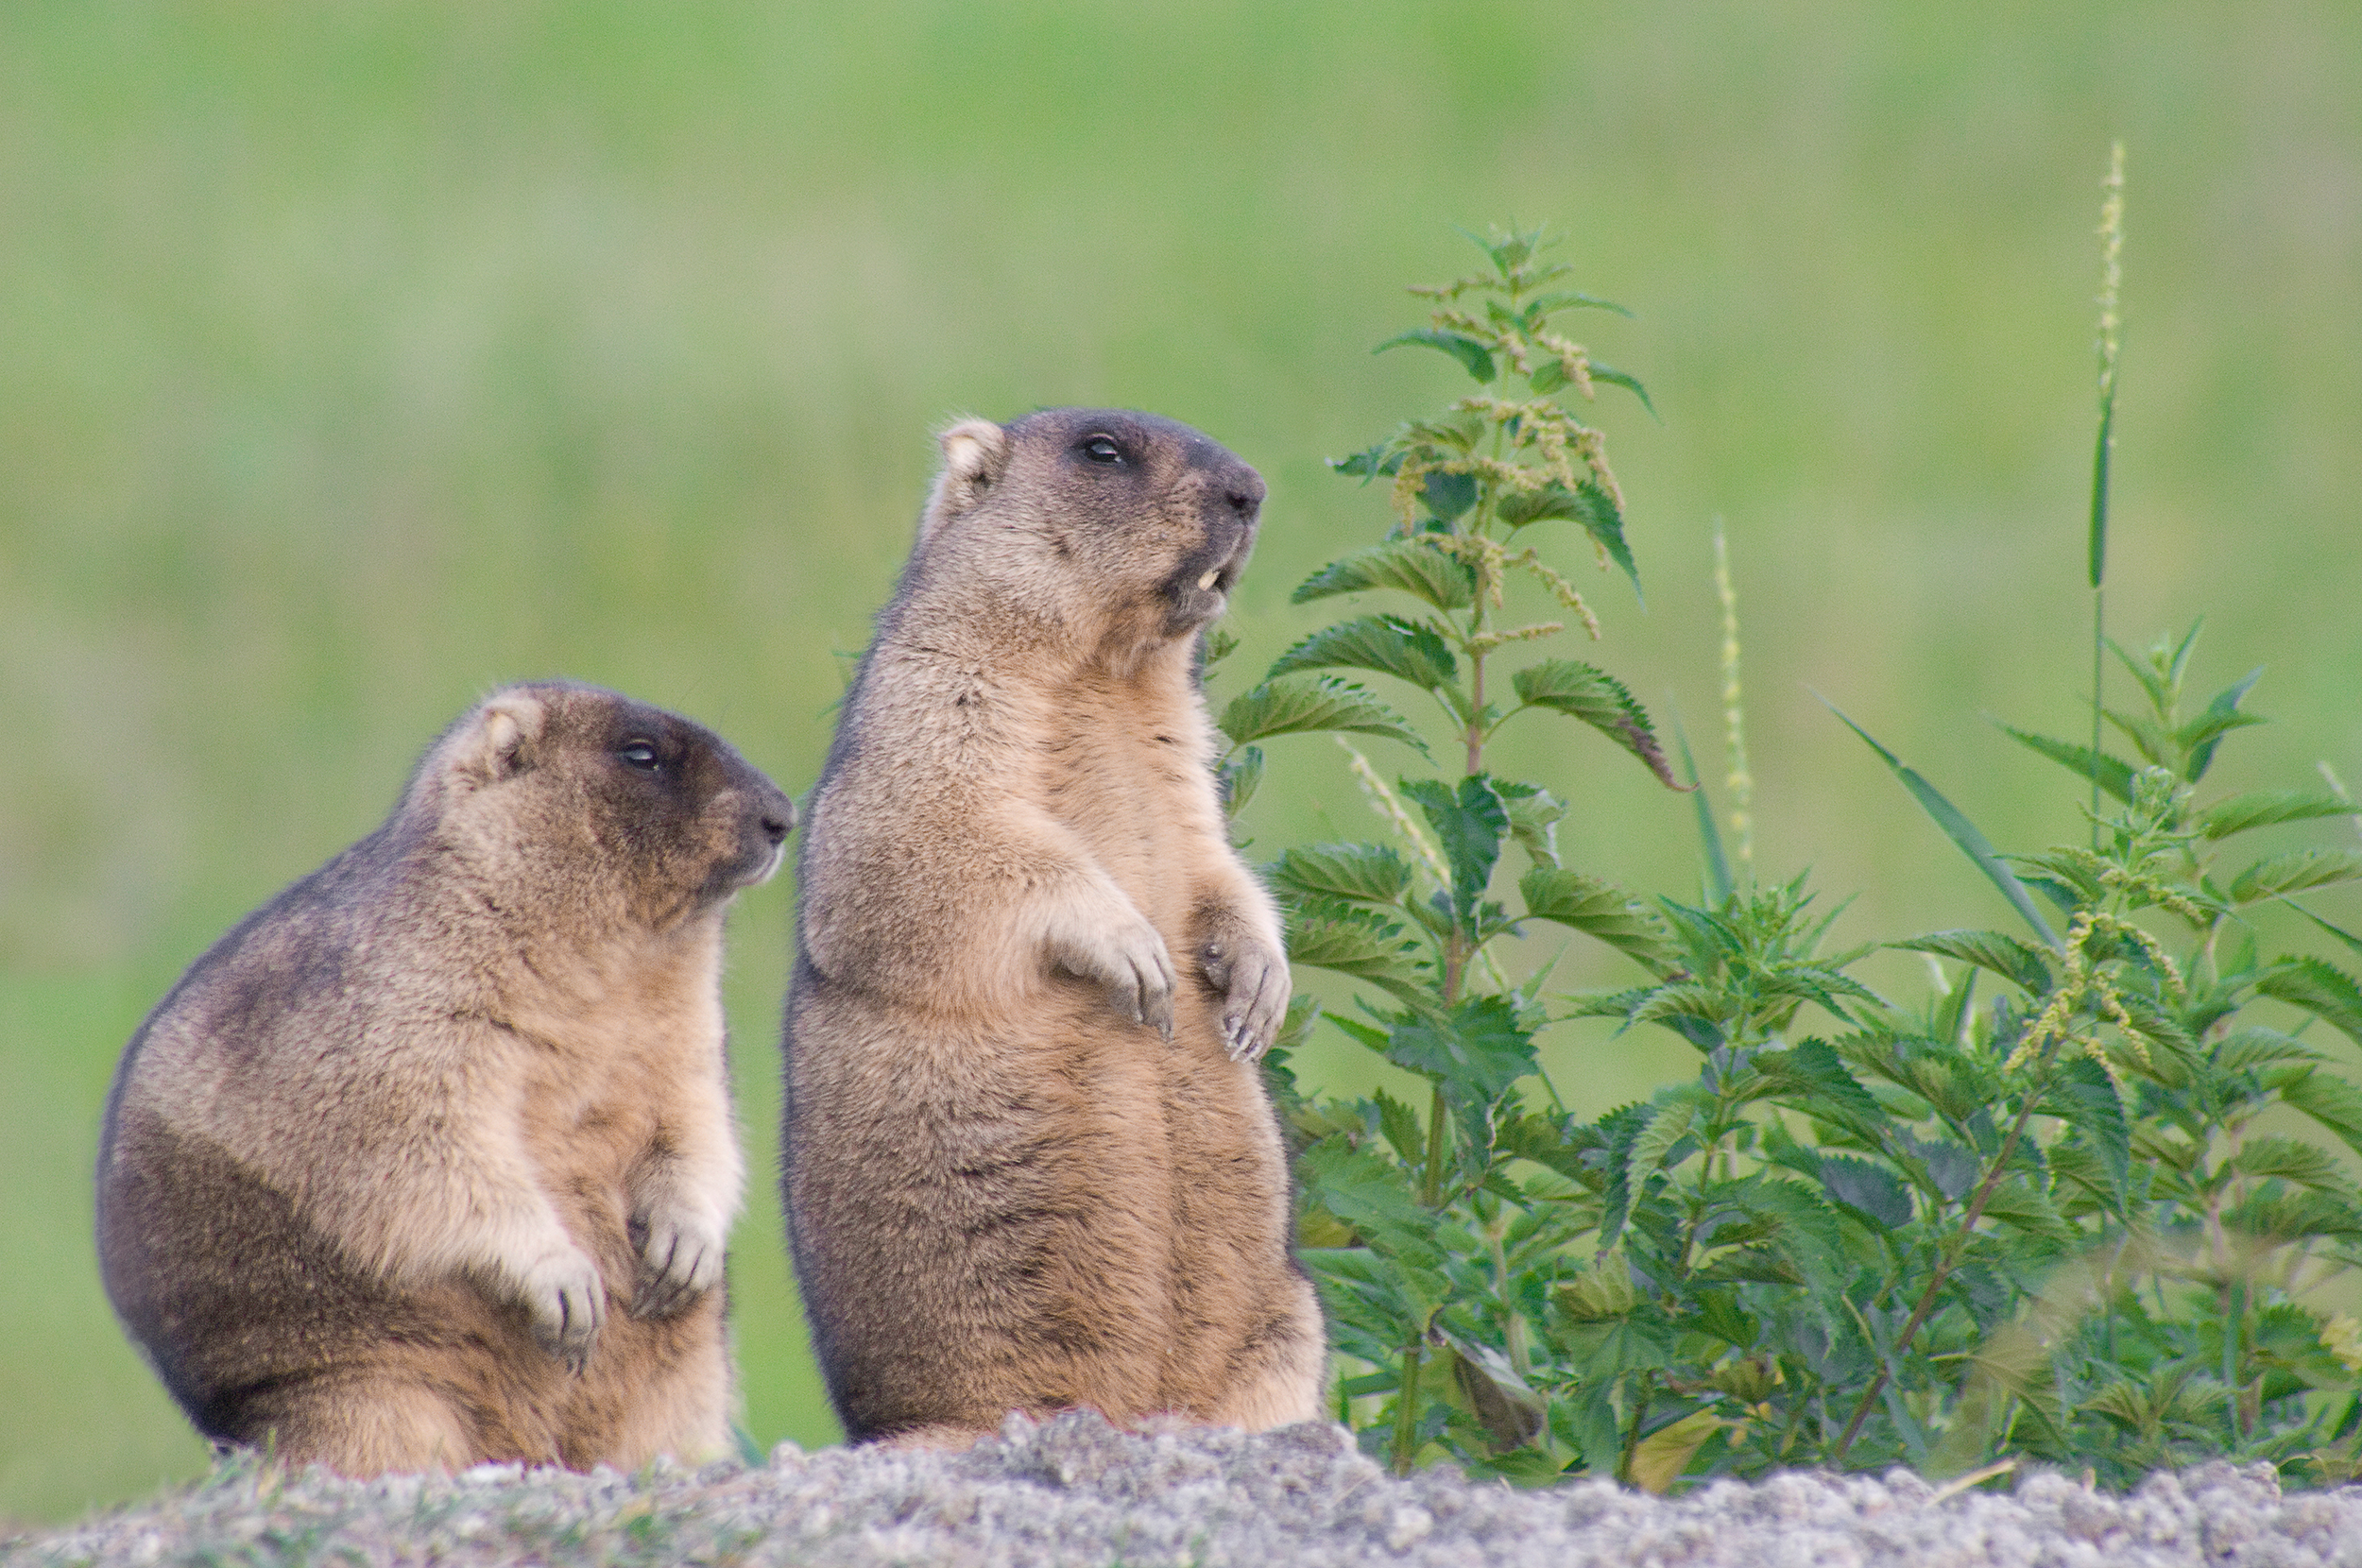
783,409,1326,1444
97,682,794,1476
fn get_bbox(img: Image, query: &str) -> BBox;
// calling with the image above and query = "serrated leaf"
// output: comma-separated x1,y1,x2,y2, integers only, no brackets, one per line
2180,667,2267,781
2258,958,2362,1050
1819,1154,1913,1227
1327,444,1396,480
1266,613,1458,691
1401,775,1509,927
2215,1027,2325,1074
1498,783,1565,869
1422,470,1478,522
1822,697,2063,951
1272,843,1415,908
1586,361,1656,418
1384,994,1536,1103
1513,659,1682,788
1720,1175,1847,1294
2276,1068,2362,1161
1292,538,1478,611
1891,929,2055,997
1375,327,1496,383
1371,1086,1426,1166
2231,848,2362,905
1218,674,1429,755
1494,480,1642,603
2199,790,2362,840
1628,1086,1706,1189
2046,1055,2129,1202
1518,868,1679,975
2229,1136,2353,1192
1992,722,2136,804
1525,289,1634,320
1285,901,1427,997
1760,1037,1887,1127
1977,1179,2072,1239
1218,743,1262,816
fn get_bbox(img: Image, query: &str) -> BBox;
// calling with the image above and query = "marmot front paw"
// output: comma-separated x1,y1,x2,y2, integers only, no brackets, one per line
517,1243,607,1373
628,1205,726,1320
1200,933,1291,1063
1050,912,1177,1039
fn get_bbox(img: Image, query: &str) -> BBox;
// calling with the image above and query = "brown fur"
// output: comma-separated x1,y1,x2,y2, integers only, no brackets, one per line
96,683,794,1476
783,409,1326,1446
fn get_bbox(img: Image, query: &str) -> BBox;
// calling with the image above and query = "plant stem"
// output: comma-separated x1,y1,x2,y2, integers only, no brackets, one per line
1829,1067,2050,1464
1391,1339,1424,1476
1617,1372,1654,1485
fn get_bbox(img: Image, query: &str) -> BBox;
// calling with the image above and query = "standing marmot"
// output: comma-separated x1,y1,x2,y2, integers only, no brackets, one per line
97,682,794,1476
783,408,1326,1445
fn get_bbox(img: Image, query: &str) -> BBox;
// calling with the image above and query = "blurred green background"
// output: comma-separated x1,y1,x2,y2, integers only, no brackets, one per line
5,0,2358,1526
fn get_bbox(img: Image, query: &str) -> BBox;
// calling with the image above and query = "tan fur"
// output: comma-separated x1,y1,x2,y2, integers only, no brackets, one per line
784,409,1326,1446
97,683,794,1476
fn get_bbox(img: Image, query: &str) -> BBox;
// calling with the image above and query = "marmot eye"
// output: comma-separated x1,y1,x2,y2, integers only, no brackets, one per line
618,741,661,773
1080,435,1122,466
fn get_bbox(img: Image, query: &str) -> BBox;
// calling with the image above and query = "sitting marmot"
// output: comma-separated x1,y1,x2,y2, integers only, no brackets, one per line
97,682,793,1476
783,409,1326,1446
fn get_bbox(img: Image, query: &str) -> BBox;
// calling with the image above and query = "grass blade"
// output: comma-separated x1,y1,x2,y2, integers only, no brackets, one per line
1818,695,2064,951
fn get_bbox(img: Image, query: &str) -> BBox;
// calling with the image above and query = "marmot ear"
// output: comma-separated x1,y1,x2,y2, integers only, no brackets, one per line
917,418,1011,545
466,691,549,783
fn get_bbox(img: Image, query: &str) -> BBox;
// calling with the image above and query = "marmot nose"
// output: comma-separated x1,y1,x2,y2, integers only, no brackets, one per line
1224,468,1265,520
762,810,793,845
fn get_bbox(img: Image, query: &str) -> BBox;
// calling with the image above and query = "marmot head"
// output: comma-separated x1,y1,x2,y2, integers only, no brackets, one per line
913,408,1266,654
410,683,794,933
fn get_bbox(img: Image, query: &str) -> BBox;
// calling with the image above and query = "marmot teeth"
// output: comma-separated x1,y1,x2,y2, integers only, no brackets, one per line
1197,569,1220,590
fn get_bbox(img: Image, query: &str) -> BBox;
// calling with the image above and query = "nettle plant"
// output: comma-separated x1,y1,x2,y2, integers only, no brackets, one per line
1210,221,2362,1491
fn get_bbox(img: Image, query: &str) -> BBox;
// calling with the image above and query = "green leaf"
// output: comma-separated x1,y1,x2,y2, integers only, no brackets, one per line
2199,790,2362,840
1384,995,1537,1103
2046,1054,2130,1201
1272,843,1415,908
2214,1027,2325,1075
1292,538,1478,611
1518,868,1679,975
2183,666,2266,781
1218,674,1429,755
1371,1087,1427,1166
1218,743,1263,816
1266,614,1458,691
1285,901,1427,997
2274,1068,2362,1162
1513,659,1683,789
1759,1037,1889,1128
1328,443,1406,480
1977,1179,2072,1240
2228,1136,2354,1193
2230,848,2362,905
1375,327,1497,383
1628,1085,1708,1189
1495,480,1642,604
1818,1154,1912,1227
1498,782,1565,869
1401,775,1510,927
2258,958,2362,1050
1586,361,1657,418
1524,289,1634,320
1422,470,1478,522
1718,1175,1847,1294
1820,697,2063,951
1891,929,2055,997
1992,722,2136,804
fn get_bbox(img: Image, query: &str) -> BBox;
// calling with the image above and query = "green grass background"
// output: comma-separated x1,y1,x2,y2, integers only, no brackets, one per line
4,0,2359,1525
